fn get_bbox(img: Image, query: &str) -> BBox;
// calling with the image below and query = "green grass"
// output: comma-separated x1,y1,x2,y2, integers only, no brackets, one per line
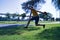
0,21,60,40
0,21,58,24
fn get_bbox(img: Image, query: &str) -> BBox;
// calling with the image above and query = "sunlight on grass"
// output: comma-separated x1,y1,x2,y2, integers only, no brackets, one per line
0,21,60,40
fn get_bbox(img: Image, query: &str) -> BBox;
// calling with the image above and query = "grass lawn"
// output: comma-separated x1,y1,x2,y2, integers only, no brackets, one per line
0,21,60,40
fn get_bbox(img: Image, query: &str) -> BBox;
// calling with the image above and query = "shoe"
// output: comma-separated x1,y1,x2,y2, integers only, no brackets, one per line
43,25,45,28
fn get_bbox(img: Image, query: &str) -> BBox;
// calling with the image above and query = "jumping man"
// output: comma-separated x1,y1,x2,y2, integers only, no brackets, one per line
25,6,45,28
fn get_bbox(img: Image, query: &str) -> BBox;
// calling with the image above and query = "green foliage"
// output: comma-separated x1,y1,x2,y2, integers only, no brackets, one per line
6,13,11,19
22,0,45,13
39,12,53,21
20,13,26,20
52,0,60,10
12,13,17,18
21,13,26,17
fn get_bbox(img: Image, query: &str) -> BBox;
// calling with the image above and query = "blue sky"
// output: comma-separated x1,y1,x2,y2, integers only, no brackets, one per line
0,0,59,18
0,0,27,13
0,0,18,13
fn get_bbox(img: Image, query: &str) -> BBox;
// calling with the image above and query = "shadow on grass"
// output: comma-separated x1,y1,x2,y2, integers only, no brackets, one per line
0,25,40,35
35,27,60,40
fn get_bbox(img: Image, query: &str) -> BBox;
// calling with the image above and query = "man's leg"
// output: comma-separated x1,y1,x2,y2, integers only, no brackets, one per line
35,16,45,28
36,24,45,28
25,17,34,28
25,19,31,28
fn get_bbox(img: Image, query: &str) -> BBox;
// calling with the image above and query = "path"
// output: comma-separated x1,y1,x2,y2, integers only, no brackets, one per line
0,24,26,28
0,22,59,27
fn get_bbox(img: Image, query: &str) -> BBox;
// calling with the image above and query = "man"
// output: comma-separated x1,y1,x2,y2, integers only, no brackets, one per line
25,6,45,28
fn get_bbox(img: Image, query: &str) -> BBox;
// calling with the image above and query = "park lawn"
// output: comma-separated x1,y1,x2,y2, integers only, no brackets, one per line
0,21,57,24
0,21,60,40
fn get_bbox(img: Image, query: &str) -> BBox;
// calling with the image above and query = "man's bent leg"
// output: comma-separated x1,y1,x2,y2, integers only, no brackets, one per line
36,24,45,28
35,16,45,28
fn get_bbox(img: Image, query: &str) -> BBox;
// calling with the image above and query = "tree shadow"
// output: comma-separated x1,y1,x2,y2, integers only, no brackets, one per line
0,25,40,35
35,27,60,40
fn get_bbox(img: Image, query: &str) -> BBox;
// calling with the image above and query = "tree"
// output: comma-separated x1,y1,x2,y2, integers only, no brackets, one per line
17,14,20,21
6,13,11,20
21,13,26,20
52,0,60,18
52,0,60,10
12,13,17,19
22,0,45,13
39,12,53,21
12,13,20,21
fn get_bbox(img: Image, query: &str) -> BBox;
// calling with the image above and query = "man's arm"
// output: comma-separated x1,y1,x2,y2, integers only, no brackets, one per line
37,11,43,13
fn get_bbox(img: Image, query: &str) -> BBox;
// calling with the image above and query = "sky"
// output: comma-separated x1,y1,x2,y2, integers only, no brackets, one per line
0,0,27,13
0,0,59,18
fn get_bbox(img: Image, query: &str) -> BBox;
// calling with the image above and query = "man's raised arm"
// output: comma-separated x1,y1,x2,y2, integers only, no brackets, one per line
37,11,43,13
